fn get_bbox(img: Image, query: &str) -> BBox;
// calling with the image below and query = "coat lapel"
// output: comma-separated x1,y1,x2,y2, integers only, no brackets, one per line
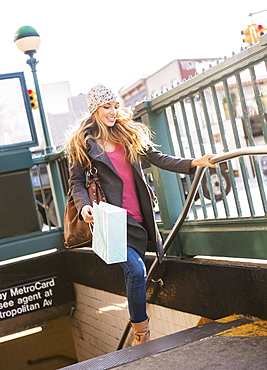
87,137,118,173
132,161,143,178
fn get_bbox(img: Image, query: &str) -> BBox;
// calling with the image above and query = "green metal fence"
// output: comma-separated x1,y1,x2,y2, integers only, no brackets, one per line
135,34,267,259
2,36,267,263
31,152,69,230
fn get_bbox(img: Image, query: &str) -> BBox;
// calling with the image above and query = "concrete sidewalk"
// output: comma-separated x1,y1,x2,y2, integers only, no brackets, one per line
61,315,267,370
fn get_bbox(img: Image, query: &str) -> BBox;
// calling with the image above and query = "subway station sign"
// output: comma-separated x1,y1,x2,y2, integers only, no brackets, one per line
0,276,57,320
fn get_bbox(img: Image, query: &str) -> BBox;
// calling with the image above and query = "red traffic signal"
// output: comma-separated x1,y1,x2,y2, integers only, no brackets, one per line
256,24,267,37
28,89,38,110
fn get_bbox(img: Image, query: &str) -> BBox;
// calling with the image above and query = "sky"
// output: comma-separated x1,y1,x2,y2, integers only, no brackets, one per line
1,1,267,97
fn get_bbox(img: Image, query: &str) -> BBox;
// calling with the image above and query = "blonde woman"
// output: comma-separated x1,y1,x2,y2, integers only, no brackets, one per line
65,84,216,345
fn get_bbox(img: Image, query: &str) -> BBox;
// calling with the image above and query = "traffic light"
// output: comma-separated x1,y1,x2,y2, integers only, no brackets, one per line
241,25,257,45
241,24,267,47
28,89,38,109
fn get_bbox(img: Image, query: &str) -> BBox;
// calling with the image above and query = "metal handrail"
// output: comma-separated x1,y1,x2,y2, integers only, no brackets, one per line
146,145,267,285
32,149,64,165
208,146,267,164
117,145,267,350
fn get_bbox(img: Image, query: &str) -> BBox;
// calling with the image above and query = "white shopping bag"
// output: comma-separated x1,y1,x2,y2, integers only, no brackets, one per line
92,201,127,264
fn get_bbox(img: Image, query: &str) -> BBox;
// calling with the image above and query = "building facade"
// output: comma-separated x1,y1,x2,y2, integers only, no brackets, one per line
119,58,219,107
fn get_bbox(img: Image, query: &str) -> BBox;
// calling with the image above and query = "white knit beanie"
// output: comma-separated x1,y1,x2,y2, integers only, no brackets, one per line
86,84,121,115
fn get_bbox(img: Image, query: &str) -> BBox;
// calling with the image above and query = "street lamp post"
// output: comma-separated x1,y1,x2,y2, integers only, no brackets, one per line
14,26,66,228
14,26,53,154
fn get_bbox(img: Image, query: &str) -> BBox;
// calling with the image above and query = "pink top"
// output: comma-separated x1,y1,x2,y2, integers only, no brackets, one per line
107,144,143,222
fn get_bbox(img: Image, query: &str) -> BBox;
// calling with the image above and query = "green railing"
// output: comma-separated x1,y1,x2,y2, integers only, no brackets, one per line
31,151,68,230
2,36,267,263
134,34,267,259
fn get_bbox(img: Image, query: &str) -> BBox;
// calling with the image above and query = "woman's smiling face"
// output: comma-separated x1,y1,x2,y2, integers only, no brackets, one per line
97,101,120,127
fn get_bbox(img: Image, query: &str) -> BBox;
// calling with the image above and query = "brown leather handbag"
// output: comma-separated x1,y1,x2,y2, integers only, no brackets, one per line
64,168,106,248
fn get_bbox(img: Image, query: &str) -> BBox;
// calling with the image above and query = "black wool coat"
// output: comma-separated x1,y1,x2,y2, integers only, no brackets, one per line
69,137,195,262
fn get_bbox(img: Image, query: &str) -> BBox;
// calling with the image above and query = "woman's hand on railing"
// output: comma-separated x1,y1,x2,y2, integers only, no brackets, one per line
190,146,267,168
209,146,267,165
191,154,217,168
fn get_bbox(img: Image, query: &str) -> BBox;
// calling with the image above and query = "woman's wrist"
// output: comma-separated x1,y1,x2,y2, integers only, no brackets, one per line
190,159,197,167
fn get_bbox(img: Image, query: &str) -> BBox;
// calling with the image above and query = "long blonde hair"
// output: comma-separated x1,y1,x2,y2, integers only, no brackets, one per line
65,108,154,169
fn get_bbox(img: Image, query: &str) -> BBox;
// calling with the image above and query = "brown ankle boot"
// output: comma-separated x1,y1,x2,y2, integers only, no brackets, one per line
131,318,150,346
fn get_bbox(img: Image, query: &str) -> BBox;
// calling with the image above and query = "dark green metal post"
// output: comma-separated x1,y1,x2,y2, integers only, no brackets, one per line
26,51,53,154
25,50,66,227
136,101,186,256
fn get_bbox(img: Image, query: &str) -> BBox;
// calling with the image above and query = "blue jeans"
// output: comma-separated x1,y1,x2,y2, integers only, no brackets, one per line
119,247,148,323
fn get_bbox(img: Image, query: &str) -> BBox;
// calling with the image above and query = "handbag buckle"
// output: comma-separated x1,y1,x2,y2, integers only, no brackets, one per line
89,167,97,176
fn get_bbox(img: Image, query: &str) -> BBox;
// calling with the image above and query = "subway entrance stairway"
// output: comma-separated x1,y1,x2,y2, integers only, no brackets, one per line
60,315,267,370
1,249,267,369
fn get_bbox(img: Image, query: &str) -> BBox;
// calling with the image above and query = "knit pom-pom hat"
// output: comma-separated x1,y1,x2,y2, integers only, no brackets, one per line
86,84,121,115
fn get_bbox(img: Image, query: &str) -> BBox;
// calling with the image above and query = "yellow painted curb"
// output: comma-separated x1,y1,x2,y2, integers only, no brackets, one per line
215,314,243,323
216,321,267,337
